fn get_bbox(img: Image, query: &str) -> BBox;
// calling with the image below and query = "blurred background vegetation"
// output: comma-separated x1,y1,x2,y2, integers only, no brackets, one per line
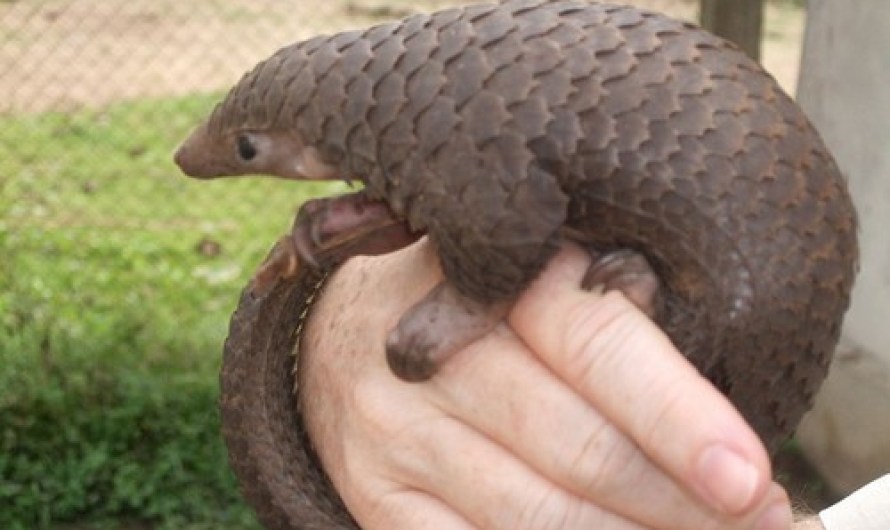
0,0,809,529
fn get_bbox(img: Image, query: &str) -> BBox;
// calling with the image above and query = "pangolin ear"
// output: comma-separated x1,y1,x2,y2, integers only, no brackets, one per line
293,146,340,180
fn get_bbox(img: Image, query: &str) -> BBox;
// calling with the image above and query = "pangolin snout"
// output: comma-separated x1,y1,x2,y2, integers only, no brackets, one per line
173,126,223,179
172,143,191,174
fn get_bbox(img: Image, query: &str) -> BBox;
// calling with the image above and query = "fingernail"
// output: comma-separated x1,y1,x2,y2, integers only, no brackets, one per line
695,444,760,514
754,502,793,530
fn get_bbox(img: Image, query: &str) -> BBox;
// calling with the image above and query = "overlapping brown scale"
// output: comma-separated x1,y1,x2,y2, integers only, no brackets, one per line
462,91,511,145
483,62,537,105
443,46,491,108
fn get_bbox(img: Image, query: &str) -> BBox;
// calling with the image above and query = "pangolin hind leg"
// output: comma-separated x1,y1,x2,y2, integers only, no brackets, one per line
385,282,511,381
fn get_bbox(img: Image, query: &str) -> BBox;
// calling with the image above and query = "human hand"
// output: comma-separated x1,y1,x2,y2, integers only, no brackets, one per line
299,239,793,529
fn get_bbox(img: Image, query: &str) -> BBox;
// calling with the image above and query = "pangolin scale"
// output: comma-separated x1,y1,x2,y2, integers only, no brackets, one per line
176,1,858,528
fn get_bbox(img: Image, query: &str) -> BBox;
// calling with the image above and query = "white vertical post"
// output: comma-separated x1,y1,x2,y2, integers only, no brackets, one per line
795,0,890,494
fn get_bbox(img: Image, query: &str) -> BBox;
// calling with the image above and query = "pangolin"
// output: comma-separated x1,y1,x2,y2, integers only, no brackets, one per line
173,1,858,528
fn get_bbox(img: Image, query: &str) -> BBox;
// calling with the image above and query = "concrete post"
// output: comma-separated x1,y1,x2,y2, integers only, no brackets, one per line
795,0,890,494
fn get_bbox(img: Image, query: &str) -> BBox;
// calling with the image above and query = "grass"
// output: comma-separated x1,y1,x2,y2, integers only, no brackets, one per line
0,95,342,529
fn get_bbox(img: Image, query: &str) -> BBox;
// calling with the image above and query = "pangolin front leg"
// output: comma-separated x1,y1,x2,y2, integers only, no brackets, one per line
251,192,420,294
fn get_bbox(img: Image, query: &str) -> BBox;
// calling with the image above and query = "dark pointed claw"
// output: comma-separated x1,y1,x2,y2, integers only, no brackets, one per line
582,248,661,318
290,221,320,269
250,236,301,296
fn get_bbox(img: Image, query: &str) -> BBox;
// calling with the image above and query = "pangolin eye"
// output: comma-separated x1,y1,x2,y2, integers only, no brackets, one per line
237,134,257,161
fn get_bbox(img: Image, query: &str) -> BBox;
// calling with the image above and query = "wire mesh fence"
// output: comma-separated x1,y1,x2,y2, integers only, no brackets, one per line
2,0,407,113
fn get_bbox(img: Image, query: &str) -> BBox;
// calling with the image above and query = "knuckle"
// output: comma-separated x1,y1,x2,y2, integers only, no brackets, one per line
566,421,642,499
514,487,575,530
359,488,424,530
637,377,689,451
562,291,641,386
348,384,457,480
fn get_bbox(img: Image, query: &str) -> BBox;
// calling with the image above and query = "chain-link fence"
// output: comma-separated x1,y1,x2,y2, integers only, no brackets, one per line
1,0,418,113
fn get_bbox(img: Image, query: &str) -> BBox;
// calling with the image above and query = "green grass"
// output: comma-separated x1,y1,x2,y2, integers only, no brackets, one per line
0,95,342,529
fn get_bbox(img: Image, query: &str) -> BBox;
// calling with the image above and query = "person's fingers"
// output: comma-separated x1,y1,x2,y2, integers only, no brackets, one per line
509,244,776,517
320,363,647,530
305,239,791,529
430,322,789,530
379,410,652,530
